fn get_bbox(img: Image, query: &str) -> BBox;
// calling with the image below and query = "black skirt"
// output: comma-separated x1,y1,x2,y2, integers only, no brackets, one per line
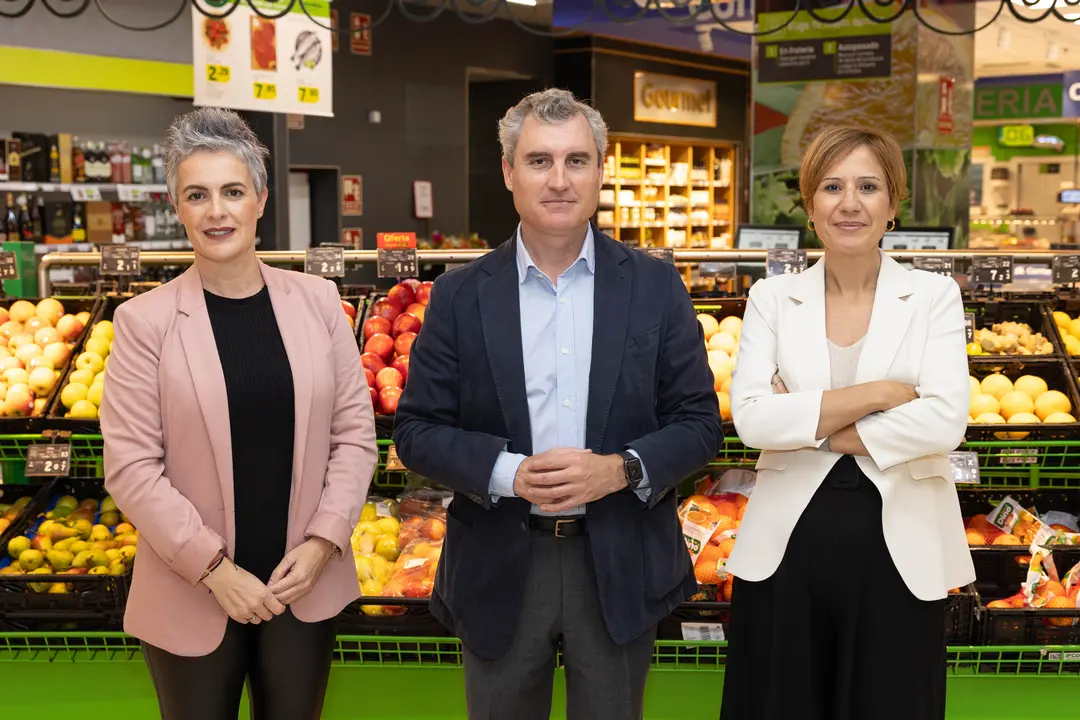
720,454,946,720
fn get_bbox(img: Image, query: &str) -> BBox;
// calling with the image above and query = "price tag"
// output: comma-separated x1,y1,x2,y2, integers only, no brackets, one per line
25,444,72,477
377,248,418,279
681,623,726,642
298,86,320,103
116,185,150,203
0,251,19,280
385,444,405,471
964,312,976,344
621,236,641,248
642,247,675,265
304,246,345,277
971,255,1013,284
999,448,1039,465
70,185,102,202
948,451,980,485
254,82,278,100
1052,255,1080,285
700,262,737,280
100,245,141,276
913,256,955,278
206,64,231,83
766,248,807,277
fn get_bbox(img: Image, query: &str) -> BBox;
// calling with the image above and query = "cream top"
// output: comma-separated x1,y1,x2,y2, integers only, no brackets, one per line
828,335,866,390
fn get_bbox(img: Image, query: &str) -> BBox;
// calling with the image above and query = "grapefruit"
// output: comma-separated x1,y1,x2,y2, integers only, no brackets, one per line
980,374,1013,400
1013,375,1048,401
1034,390,1072,421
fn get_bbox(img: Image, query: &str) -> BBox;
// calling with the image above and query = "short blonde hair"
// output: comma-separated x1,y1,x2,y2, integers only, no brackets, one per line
799,126,907,218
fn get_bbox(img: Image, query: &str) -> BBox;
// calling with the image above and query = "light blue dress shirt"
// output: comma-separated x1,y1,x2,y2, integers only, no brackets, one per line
488,226,651,516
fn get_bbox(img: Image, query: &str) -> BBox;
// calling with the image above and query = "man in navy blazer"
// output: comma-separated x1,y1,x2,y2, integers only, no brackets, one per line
394,89,721,719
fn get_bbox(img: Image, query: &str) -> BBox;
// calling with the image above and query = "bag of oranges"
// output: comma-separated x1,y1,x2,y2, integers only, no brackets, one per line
678,478,751,593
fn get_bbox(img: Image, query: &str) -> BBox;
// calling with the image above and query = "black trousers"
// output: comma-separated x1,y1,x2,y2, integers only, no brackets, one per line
142,608,336,720
720,455,947,720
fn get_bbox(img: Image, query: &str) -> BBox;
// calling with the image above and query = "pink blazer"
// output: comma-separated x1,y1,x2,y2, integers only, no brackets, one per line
100,261,377,657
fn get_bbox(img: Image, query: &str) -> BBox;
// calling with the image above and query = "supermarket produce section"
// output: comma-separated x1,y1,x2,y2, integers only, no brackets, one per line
2,253,1080,720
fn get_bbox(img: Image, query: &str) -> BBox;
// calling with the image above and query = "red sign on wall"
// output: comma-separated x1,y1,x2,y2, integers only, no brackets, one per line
938,76,955,135
350,13,372,56
343,228,362,249
342,175,362,216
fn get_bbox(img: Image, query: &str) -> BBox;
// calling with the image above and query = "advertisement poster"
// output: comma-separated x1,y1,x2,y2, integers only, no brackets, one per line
343,228,362,249
192,0,334,117
343,175,363,216
351,13,372,56
751,2,974,245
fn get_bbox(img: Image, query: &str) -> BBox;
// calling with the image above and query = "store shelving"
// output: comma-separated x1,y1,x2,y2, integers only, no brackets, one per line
597,136,737,251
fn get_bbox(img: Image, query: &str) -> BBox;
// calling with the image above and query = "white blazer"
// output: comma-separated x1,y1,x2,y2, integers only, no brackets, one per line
727,251,976,601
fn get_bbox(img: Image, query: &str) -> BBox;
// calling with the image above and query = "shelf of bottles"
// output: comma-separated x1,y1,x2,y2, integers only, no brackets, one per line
0,136,187,252
596,137,737,250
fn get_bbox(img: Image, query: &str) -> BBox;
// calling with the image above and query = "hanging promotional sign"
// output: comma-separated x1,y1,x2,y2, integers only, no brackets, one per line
192,0,334,117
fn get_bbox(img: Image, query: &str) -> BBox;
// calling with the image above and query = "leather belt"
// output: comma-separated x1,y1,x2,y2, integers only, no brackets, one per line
529,515,587,537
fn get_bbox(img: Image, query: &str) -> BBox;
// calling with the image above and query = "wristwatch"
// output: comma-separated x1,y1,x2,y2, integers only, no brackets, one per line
618,450,644,491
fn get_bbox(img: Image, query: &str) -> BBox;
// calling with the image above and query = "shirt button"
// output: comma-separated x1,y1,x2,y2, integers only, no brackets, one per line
563,399,571,407
561,346,569,354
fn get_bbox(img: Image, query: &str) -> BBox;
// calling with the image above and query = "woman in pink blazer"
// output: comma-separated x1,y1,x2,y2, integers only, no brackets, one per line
100,108,377,719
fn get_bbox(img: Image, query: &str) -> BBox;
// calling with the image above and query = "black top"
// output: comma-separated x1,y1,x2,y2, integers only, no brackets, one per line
205,286,295,584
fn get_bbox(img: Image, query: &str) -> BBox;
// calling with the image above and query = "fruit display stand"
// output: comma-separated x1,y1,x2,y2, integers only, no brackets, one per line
4,248,1079,718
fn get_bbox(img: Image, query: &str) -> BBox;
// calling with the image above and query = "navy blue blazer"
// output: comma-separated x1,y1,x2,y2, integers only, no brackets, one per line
393,229,722,661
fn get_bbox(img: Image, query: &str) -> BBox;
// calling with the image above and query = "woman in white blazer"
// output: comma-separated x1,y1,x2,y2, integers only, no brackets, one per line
721,127,975,720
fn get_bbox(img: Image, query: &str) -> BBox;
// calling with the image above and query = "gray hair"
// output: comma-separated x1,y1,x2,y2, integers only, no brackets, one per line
164,108,270,200
498,88,608,166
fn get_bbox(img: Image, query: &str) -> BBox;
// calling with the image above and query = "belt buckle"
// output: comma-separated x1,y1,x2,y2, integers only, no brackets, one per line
554,519,573,538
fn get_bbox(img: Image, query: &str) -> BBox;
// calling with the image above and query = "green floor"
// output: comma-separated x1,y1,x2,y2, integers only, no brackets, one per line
0,635,1077,718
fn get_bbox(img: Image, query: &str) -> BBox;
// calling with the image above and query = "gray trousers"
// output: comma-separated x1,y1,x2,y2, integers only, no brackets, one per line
463,530,657,720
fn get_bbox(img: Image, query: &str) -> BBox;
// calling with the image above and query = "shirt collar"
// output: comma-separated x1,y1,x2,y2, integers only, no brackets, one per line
515,224,596,284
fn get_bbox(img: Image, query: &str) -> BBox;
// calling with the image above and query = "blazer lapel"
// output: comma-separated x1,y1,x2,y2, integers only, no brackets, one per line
787,259,831,393
478,241,533,456
262,263,314,514
585,235,630,451
855,252,915,384
176,266,236,550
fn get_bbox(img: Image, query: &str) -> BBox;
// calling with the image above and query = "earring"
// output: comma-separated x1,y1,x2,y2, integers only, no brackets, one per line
887,219,896,232
807,218,815,231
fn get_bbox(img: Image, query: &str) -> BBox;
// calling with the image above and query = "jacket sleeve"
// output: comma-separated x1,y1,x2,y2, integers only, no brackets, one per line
304,280,379,554
730,282,827,451
392,276,508,507
100,303,225,586
855,279,969,470
624,265,723,508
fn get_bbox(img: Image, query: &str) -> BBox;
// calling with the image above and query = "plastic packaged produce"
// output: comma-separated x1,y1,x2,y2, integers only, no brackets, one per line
678,469,755,601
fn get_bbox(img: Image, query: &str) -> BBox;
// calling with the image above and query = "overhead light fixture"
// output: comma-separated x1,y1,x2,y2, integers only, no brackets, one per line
997,26,1011,50
1048,40,1062,62
506,0,537,5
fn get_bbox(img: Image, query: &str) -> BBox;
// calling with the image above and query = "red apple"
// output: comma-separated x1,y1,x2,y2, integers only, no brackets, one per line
388,282,417,310
394,332,417,357
416,281,434,306
369,386,379,410
375,366,404,391
370,299,403,323
363,367,375,388
391,354,410,384
379,386,403,414
364,333,395,362
405,303,426,323
392,313,422,338
360,352,386,375
363,316,391,340
341,300,357,320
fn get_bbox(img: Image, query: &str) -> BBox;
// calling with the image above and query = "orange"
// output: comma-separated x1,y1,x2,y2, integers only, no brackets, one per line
1045,595,1078,627
697,314,720,340
711,501,739,520
965,530,986,546
722,574,734,602
1036,581,1066,601
733,494,748,509
987,599,1012,609
694,545,724,585
737,503,747,521
710,517,737,538
992,534,1022,546
714,537,736,558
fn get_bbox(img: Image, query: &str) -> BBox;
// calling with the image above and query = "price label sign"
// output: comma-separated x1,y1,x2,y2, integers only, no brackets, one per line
766,248,807,277
376,232,419,279
100,245,141,276
971,255,1013,285
70,185,102,202
1052,255,1080,285
116,185,150,203
298,86,320,104
385,443,406,471
912,256,955,278
254,82,278,101
621,236,641,248
964,312,976,344
948,451,981,485
305,246,345,277
643,247,674,265
206,64,231,83
0,251,19,280
25,444,72,477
